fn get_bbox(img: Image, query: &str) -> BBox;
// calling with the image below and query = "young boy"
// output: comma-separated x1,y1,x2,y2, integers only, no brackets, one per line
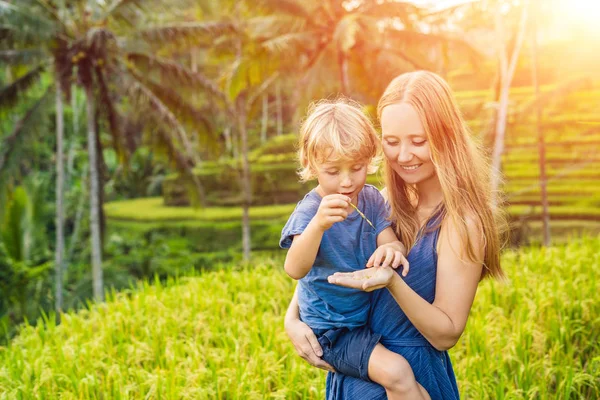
280,99,430,399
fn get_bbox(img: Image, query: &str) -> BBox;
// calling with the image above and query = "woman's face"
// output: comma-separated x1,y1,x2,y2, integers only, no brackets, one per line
380,103,436,185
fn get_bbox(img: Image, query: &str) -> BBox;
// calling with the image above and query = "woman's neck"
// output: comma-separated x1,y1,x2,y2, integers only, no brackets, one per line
415,175,443,210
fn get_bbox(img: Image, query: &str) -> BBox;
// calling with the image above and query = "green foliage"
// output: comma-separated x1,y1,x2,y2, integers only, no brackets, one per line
1,238,599,398
249,133,297,158
453,237,600,398
105,197,295,222
0,183,53,340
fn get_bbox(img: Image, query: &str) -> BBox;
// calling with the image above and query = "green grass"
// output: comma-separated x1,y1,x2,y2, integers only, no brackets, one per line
507,205,600,220
1,238,599,398
104,197,296,222
105,198,600,226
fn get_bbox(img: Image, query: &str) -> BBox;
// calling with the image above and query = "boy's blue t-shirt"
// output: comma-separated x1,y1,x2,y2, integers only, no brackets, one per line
279,184,391,330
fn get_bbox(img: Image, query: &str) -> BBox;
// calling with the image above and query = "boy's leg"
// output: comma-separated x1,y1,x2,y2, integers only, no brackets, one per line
368,344,430,400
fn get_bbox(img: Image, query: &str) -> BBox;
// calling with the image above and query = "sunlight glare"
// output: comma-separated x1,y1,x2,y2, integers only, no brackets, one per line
557,0,600,33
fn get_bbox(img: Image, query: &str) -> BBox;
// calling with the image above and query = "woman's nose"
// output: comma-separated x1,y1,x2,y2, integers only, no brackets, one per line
397,145,413,163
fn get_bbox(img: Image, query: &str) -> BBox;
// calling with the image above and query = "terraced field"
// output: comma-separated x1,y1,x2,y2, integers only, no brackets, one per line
107,84,600,246
471,84,600,243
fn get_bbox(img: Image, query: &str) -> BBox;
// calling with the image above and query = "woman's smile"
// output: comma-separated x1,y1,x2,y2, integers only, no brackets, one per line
400,164,422,171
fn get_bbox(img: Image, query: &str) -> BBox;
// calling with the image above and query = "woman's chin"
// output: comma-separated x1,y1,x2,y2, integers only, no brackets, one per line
395,171,424,184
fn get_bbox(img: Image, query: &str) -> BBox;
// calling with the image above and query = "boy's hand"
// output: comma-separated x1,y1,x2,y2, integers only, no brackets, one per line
314,194,351,231
367,242,410,277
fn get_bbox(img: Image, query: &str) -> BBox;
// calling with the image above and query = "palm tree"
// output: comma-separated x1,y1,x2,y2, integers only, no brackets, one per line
138,2,286,260
0,0,68,314
255,0,481,105
1,0,217,301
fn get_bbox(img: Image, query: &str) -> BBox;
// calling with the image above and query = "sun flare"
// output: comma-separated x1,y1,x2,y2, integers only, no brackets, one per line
555,0,600,34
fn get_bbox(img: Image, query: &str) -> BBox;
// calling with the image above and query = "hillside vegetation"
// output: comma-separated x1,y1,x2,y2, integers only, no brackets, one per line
1,238,599,399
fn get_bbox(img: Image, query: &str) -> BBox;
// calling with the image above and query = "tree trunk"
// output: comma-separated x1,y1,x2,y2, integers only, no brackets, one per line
94,116,107,250
84,85,104,301
223,125,232,155
260,94,268,143
339,53,350,95
67,85,79,187
67,166,87,262
531,7,550,246
54,82,65,319
491,2,529,205
237,109,251,261
276,80,283,136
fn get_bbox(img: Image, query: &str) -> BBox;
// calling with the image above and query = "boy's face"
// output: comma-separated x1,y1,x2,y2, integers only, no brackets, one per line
315,158,369,205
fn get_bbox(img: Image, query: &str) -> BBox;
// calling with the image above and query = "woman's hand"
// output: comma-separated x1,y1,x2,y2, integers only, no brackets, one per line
284,318,335,372
328,266,397,292
367,242,410,277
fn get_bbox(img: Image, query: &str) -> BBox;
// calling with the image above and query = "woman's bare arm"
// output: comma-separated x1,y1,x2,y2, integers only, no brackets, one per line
385,216,483,350
328,215,484,351
284,286,335,371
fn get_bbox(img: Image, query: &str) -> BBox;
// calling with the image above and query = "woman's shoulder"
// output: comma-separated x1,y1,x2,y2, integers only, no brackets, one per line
439,210,484,258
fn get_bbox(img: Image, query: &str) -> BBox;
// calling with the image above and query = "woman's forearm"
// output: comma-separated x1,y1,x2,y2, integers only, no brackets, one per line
284,285,300,328
387,274,462,351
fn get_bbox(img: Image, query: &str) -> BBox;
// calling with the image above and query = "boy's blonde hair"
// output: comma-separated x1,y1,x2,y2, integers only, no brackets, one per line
298,98,380,182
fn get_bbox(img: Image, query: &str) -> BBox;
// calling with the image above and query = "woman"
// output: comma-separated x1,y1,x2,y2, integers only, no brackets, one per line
284,70,506,398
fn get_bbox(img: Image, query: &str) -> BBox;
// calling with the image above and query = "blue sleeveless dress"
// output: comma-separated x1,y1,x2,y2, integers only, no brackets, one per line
326,211,461,399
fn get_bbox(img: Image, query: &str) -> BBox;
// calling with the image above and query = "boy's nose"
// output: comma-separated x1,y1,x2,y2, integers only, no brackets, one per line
340,174,352,187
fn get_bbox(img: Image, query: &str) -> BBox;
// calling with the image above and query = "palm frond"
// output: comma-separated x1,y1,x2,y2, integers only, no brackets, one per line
137,21,237,47
142,79,217,141
95,66,129,164
259,29,318,55
126,52,230,108
0,86,52,180
255,0,314,22
358,1,421,25
103,0,196,27
422,0,478,19
385,28,483,66
383,45,431,70
247,15,307,41
30,0,69,31
125,71,199,166
102,0,147,28
151,125,206,207
104,0,142,17
0,65,45,110
247,72,279,108
0,0,58,40
0,49,47,65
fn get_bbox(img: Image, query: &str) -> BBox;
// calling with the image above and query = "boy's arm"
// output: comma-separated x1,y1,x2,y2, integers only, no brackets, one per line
369,226,410,275
284,219,326,280
284,194,351,280
377,226,405,249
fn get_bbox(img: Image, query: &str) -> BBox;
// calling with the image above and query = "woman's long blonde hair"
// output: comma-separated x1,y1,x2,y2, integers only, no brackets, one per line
377,71,506,280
